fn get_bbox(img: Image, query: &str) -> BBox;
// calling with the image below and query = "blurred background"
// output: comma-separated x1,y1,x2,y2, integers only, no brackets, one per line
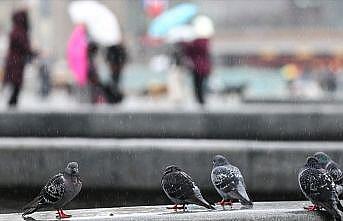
2,0,343,108
0,0,343,214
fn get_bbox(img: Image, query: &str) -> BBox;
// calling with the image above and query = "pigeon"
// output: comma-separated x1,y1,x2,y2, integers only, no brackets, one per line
22,162,82,219
161,165,215,211
211,155,253,208
298,156,343,221
314,152,343,196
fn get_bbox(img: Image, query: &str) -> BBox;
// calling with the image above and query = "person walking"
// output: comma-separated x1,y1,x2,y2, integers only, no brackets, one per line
181,38,211,105
3,9,36,106
105,44,127,103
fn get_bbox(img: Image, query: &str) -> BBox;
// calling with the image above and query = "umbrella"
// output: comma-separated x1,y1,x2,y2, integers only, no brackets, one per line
192,15,215,38
166,25,195,43
148,2,198,38
69,0,121,46
67,25,88,87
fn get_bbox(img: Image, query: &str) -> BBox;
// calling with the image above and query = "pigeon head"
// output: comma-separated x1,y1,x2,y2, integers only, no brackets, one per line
314,152,331,167
305,157,321,169
65,162,79,176
213,155,229,167
164,165,182,175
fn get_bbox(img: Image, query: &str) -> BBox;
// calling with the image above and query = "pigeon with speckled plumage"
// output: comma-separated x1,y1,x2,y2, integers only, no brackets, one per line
161,165,215,211
299,156,343,221
314,152,343,196
211,155,253,208
22,162,82,219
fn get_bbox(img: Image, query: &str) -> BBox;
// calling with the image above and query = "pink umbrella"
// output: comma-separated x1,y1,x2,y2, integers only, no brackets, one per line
67,25,88,87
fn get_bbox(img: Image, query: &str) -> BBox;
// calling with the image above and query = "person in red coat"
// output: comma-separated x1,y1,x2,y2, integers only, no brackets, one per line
3,9,36,106
181,38,211,104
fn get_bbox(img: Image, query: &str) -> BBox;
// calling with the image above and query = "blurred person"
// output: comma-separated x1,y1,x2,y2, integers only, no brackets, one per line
87,41,119,104
167,43,186,104
323,67,337,94
38,50,51,98
320,60,338,96
281,63,301,97
87,41,102,103
105,43,128,103
3,9,37,106
297,64,322,98
181,38,211,105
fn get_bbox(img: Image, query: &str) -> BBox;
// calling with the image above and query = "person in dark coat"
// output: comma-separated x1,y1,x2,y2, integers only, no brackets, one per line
87,41,101,103
181,38,211,104
88,41,124,104
3,10,36,106
105,44,127,103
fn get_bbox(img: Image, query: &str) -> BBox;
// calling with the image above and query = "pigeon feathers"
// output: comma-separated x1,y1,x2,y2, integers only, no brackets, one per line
161,165,215,211
314,152,343,196
22,162,82,219
211,155,253,208
299,156,343,221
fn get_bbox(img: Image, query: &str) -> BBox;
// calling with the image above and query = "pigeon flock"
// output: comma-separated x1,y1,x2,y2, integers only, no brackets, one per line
160,155,253,212
21,152,343,220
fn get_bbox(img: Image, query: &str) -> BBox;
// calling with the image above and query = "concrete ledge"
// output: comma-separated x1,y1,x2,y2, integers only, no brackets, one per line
0,138,343,195
1,105,343,140
0,202,333,221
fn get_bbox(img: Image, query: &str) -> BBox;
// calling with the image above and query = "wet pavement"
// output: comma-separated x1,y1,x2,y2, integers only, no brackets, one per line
0,201,333,221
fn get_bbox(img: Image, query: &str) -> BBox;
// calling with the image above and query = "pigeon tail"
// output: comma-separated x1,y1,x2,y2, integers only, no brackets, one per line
191,185,216,210
236,192,253,206
189,190,216,210
239,196,253,206
22,195,44,217
194,197,216,210
236,184,253,206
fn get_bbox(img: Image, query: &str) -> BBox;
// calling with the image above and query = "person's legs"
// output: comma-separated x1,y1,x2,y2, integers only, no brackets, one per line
193,72,205,104
111,64,120,85
106,63,123,103
8,84,21,106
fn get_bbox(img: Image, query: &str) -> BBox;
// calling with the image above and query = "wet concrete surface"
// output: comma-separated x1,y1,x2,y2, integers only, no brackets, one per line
0,201,333,221
2,104,343,140
0,138,341,195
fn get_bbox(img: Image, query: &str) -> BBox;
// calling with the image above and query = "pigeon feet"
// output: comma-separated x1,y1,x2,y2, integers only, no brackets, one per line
56,209,72,219
217,199,233,206
167,204,186,211
304,205,320,211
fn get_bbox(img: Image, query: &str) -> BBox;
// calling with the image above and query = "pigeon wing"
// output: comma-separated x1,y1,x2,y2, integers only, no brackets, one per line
326,161,343,184
212,166,239,193
299,168,334,203
162,171,194,201
300,168,343,220
41,173,66,204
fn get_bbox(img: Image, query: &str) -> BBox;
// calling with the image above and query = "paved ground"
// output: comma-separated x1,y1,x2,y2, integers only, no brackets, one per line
0,88,242,112
0,201,333,221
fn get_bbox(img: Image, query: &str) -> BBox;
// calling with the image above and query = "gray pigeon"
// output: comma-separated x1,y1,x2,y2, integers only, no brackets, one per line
298,156,343,221
314,152,343,196
161,165,215,211
22,162,82,219
211,155,253,208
